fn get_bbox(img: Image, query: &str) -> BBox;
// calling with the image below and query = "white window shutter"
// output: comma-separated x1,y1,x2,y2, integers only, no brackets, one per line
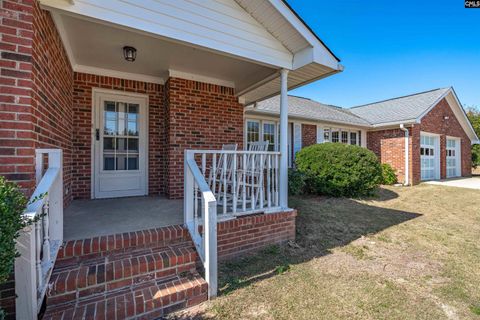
317,125,324,144
293,123,302,157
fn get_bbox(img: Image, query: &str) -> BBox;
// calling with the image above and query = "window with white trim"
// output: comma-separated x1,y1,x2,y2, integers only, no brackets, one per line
263,122,276,151
246,120,260,147
331,130,339,143
420,135,436,180
246,119,278,151
350,132,357,145
341,131,349,144
324,128,330,142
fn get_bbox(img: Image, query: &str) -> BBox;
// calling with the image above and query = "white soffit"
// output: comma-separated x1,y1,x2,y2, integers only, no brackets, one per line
39,0,293,69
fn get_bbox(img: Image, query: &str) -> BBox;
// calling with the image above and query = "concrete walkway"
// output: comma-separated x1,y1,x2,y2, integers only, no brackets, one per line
424,176,480,190
64,196,183,240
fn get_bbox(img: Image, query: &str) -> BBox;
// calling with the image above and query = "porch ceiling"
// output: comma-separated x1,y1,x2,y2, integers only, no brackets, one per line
57,14,276,90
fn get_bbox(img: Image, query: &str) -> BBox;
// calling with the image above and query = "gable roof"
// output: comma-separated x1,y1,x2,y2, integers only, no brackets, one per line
245,95,370,127
349,88,451,126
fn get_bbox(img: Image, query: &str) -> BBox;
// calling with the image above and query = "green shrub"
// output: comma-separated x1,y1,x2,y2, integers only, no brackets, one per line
295,143,382,197
472,144,480,169
381,163,398,185
288,169,307,195
0,177,29,303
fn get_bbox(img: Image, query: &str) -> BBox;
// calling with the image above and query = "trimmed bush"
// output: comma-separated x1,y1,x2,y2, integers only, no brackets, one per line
295,143,382,197
381,163,398,185
288,169,307,196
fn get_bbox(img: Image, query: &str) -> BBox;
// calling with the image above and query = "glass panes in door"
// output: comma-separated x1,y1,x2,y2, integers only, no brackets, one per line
103,101,140,171
446,139,457,178
420,135,436,180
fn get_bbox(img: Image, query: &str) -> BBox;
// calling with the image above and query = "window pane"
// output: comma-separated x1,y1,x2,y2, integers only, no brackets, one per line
331,131,339,143
341,131,348,144
128,155,139,170
104,156,115,171
117,102,127,135
324,129,330,142
247,121,260,145
116,155,127,170
350,132,357,145
104,120,116,136
116,138,127,152
128,138,139,152
104,137,115,152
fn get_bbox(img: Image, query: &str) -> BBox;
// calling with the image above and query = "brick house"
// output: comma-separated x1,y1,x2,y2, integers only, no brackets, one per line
0,0,344,319
245,88,479,185
350,88,479,185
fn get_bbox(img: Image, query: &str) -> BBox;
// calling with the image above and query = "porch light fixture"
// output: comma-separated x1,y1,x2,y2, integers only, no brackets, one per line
123,46,137,62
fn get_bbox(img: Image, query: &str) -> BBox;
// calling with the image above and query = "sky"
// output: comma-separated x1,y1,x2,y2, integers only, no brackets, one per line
287,0,480,110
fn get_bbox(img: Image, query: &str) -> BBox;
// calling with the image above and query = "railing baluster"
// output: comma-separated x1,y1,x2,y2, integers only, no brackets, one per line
267,154,271,208
212,154,217,196
42,201,51,265
232,153,237,214
251,154,255,211
201,153,206,176
35,220,42,289
223,153,227,215
259,154,264,209
242,154,246,212
275,154,279,206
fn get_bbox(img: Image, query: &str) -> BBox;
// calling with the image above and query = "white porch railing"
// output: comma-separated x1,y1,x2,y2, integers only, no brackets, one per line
15,149,63,319
184,149,281,298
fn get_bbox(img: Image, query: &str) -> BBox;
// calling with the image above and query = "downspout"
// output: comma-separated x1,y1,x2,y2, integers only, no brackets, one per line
400,124,409,186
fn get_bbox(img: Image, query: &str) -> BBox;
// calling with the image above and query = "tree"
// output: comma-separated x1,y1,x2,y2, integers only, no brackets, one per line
466,106,480,168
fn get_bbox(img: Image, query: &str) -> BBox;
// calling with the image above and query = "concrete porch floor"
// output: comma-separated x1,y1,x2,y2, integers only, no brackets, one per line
64,196,183,240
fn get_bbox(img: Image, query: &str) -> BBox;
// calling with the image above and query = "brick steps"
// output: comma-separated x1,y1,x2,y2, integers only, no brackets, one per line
44,225,207,320
43,271,207,320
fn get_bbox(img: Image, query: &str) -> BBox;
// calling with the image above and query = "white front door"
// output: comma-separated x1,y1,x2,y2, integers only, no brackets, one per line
93,89,148,199
420,133,440,181
446,138,461,178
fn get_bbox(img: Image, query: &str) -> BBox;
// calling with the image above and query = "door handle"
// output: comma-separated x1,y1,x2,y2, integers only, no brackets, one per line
96,129,100,141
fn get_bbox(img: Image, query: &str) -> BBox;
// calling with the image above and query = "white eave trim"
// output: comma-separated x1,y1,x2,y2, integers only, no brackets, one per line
269,0,341,70
369,119,418,128
415,87,479,143
75,64,165,84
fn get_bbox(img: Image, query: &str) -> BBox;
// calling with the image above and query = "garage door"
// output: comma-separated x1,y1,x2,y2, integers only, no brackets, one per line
420,134,439,181
446,138,461,178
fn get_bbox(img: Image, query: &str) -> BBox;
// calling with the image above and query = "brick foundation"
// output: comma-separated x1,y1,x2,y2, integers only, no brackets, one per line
301,124,317,148
217,210,297,260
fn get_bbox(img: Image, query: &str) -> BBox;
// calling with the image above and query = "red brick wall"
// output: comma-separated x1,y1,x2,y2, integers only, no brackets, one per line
0,0,36,195
0,0,73,202
367,128,408,184
301,124,316,147
32,3,73,204
165,77,244,198
72,73,165,199
217,210,297,260
416,98,472,182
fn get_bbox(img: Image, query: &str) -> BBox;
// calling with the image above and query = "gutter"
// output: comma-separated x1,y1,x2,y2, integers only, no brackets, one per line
399,124,409,186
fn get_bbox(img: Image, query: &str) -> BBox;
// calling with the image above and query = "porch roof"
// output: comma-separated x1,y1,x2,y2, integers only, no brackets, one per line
39,0,343,105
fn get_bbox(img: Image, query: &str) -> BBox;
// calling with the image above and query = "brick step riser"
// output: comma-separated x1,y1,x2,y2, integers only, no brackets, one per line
47,261,198,307
43,273,208,320
47,247,199,304
57,225,190,261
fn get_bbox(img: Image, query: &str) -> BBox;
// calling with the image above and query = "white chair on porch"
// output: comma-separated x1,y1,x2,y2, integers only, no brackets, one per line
235,141,270,212
207,144,237,203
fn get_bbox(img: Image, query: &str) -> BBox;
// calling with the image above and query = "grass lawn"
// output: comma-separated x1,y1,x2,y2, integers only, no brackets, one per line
174,184,480,319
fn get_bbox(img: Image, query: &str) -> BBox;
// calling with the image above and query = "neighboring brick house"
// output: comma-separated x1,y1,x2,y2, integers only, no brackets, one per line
245,88,479,184
0,0,344,319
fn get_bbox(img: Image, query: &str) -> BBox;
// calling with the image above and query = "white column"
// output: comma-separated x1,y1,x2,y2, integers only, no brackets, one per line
279,69,289,209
